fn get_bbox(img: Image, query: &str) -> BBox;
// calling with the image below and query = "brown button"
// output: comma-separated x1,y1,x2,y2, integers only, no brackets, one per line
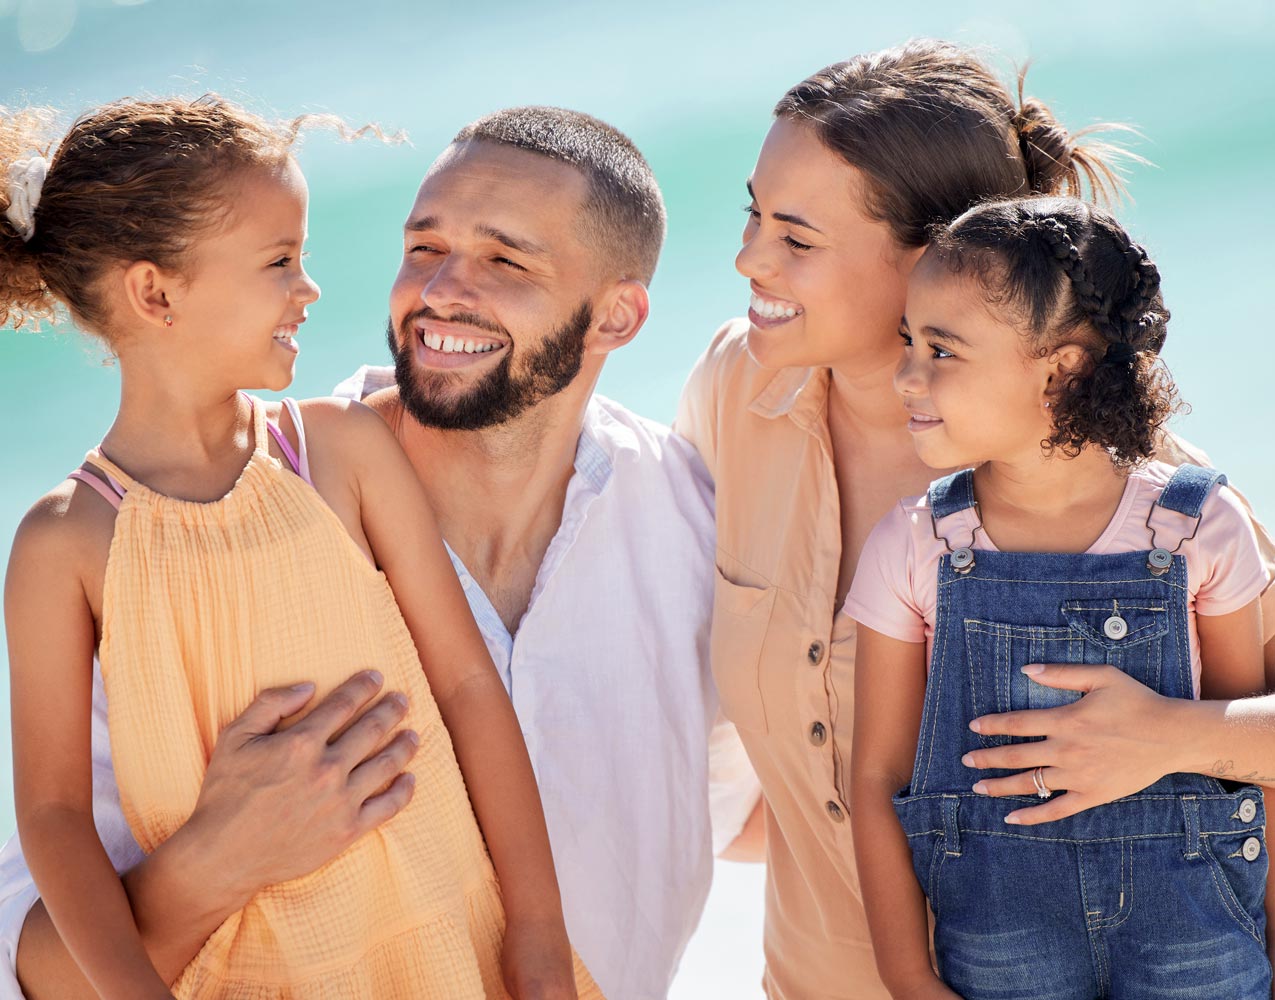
809,721,827,746
826,800,845,822
807,640,825,665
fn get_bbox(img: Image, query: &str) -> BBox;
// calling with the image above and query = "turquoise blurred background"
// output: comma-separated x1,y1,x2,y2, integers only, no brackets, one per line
1,2,1272,995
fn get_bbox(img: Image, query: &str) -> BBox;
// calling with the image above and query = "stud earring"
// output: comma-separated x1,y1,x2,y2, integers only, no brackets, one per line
164,315,173,328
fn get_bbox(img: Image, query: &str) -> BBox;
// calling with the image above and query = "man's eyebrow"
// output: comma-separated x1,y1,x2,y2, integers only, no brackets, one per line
744,178,823,234
404,215,548,258
404,214,438,233
475,224,548,258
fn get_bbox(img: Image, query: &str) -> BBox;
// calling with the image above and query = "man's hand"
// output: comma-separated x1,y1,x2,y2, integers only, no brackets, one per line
962,664,1177,825
174,670,419,906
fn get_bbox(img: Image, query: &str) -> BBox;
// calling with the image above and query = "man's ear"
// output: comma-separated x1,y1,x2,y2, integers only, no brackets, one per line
585,279,649,357
120,260,187,330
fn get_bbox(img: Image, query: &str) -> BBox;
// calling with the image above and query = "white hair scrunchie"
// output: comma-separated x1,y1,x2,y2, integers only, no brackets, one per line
5,155,50,243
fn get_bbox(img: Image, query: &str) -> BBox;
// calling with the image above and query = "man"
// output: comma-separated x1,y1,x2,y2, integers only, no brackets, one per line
0,108,761,1000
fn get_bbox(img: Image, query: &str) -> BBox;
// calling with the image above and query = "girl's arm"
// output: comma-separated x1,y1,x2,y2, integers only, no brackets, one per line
14,671,418,1000
337,403,575,998
6,505,172,999
851,625,959,1000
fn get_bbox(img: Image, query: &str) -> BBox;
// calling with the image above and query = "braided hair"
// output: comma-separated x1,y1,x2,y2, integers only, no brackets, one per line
926,196,1179,466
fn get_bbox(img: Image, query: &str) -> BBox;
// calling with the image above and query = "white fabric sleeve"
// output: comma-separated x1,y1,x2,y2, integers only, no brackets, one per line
0,659,144,999
331,365,396,402
707,712,762,857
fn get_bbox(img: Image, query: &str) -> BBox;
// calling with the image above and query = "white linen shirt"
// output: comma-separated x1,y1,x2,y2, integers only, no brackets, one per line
0,368,760,1000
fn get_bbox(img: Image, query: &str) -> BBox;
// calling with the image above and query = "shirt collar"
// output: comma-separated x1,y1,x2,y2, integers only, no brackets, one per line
573,399,615,495
747,364,831,435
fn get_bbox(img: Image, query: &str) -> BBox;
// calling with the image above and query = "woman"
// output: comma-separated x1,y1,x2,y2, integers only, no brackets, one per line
676,38,1275,999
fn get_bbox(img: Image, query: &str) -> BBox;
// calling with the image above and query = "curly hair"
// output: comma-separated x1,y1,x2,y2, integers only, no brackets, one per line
773,39,1133,249
0,95,326,337
925,196,1179,467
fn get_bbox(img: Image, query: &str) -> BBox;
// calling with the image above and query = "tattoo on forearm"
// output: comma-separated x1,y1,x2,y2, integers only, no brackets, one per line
1204,759,1275,783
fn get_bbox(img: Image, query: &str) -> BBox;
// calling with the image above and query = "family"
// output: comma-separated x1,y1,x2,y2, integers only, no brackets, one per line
2,37,1274,1000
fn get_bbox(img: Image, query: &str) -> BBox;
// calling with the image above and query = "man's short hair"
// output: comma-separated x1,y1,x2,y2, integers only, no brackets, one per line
454,107,666,286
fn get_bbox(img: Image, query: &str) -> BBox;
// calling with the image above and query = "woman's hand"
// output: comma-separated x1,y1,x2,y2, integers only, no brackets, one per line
174,669,420,906
962,664,1179,825
500,916,578,1000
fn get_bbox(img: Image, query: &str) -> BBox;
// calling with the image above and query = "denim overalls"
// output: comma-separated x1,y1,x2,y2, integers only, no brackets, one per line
892,465,1271,1000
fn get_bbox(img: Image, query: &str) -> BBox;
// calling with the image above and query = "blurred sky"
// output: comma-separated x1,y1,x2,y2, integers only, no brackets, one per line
2,2,1273,996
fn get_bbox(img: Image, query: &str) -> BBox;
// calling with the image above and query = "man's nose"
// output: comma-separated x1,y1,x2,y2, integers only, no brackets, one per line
420,254,479,314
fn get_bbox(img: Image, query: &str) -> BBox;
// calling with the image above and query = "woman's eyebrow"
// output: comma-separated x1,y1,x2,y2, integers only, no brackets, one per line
746,178,824,234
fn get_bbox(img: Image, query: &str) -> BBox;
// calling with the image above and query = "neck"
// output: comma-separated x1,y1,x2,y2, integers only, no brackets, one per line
104,361,249,470
827,346,910,438
393,376,594,583
973,447,1128,520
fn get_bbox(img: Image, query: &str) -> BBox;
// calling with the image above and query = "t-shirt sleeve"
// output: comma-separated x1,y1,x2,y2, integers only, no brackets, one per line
1193,484,1271,618
844,503,927,644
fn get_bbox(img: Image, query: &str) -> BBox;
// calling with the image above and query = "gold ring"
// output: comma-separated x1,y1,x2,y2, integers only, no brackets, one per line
1032,766,1052,799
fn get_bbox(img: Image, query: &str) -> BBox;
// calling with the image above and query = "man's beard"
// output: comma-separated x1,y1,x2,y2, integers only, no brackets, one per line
387,301,591,431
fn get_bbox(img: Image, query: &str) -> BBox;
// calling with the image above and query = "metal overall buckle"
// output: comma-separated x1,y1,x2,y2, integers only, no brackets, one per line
1143,500,1203,577
931,500,983,575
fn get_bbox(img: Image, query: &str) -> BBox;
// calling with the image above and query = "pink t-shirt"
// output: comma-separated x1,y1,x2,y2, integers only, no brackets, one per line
844,461,1268,696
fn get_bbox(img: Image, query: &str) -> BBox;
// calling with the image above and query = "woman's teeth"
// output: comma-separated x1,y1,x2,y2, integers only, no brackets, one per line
750,293,803,320
273,325,297,343
420,331,501,354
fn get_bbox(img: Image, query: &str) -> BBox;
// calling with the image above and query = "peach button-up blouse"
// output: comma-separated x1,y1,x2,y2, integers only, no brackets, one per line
676,318,1275,1000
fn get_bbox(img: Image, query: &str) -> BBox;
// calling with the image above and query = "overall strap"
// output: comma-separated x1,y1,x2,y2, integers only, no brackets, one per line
927,469,978,519
1156,463,1227,519
67,468,125,510
1144,463,1228,565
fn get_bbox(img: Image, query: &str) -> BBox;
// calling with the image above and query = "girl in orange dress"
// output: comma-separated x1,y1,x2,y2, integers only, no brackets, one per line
2,96,600,1000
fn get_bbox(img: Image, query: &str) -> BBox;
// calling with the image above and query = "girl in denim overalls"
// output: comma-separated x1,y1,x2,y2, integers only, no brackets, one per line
846,196,1272,999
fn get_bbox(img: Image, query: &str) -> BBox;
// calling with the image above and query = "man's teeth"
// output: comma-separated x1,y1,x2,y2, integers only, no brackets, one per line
750,293,803,320
421,331,501,354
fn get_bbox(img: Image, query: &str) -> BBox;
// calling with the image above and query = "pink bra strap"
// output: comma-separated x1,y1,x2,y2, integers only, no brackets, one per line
281,398,312,486
264,398,313,486
68,469,124,511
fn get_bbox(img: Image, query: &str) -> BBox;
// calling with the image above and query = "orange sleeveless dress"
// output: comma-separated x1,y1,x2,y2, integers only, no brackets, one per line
85,398,601,999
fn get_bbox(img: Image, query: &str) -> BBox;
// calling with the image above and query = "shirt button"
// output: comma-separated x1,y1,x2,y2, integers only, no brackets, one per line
809,722,827,746
1103,615,1128,640
807,640,825,665
1239,798,1259,824
1242,837,1263,862
825,800,845,823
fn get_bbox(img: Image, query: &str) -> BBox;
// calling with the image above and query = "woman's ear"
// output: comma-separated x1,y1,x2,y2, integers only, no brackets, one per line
584,279,650,357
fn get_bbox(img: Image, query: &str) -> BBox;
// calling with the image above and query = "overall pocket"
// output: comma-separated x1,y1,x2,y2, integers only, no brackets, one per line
963,600,1168,747
710,567,777,733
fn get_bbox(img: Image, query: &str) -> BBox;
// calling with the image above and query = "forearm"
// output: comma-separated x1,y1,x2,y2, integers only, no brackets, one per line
1170,695,1275,784
18,818,250,997
438,673,564,923
20,809,170,1000
851,776,941,996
